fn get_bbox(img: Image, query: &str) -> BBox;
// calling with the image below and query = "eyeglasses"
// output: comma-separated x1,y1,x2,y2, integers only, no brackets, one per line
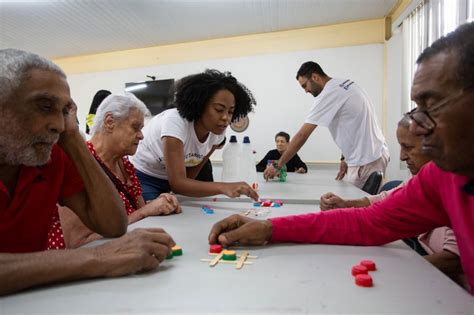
406,89,469,131
405,108,436,131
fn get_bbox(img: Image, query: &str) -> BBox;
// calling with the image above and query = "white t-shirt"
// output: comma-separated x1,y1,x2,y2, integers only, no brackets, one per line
131,108,225,180
304,78,388,166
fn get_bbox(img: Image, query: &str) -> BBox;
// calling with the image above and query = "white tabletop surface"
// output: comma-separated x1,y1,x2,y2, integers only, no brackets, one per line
2,200,472,314
189,169,369,204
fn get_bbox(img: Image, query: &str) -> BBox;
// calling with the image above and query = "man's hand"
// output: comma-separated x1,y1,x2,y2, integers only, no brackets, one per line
319,192,347,210
92,228,175,277
220,182,259,201
335,160,348,180
64,101,79,132
59,101,81,146
208,214,272,247
263,164,279,181
295,167,306,174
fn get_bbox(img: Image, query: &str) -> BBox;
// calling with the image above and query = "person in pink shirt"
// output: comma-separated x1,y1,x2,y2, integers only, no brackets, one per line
208,22,474,294
319,115,465,287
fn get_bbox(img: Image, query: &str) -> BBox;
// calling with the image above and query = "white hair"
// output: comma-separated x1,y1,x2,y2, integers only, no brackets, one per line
0,49,66,104
90,93,150,135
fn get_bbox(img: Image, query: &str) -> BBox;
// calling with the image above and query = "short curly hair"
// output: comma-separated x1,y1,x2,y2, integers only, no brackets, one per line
174,69,256,122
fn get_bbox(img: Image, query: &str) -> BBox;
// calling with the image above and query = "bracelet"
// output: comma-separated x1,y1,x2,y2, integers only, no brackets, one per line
272,161,282,170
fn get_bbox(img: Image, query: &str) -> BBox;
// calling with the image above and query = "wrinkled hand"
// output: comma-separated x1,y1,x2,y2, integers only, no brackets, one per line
295,167,306,174
92,228,175,277
263,164,279,181
64,100,79,132
320,192,346,210
59,100,81,146
335,160,348,180
159,193,183,213
146,193,182,216
220,182,259,201
208,214,272,247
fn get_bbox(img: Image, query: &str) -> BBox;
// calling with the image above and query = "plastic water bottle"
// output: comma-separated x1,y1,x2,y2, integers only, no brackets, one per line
241,136,258,187
221,135,240,182
279,164,287,182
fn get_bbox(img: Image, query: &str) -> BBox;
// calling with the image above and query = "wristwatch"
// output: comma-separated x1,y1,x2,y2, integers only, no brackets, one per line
272,160,282,170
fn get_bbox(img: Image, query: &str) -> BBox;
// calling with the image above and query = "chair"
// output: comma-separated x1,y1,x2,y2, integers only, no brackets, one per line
361,171,383,195
402,237,429,256
380,180,403,192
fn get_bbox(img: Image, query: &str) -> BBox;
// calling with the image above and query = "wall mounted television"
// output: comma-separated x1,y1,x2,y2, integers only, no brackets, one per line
125,79,175,115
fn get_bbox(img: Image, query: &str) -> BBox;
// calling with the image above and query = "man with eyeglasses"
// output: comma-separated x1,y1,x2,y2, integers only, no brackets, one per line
263,61,389,189
209,22,474,294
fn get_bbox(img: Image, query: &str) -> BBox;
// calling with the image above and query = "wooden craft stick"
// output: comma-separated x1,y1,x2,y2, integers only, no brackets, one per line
236,251,249,270
208,252,257,259
209,252,223,267
200,259,253,265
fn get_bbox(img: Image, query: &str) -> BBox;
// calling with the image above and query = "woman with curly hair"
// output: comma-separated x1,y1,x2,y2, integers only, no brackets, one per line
131,69,259,201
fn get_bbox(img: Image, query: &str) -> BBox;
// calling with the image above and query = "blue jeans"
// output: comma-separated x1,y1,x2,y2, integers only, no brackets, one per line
136,170,171,202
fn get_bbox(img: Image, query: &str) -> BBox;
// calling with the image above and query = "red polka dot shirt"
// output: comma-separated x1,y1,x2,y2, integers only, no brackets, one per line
47,141,142,250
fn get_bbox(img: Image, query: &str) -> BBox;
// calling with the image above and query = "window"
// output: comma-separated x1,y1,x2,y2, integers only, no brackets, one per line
401,0,472,111
468,0,474,21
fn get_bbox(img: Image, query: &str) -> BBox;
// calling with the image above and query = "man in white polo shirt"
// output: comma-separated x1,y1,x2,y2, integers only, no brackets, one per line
264,61,389,189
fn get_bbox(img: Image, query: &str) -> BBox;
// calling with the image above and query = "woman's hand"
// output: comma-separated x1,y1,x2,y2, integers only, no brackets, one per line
146,193,182,216
295,167,306,174
219,182,259,201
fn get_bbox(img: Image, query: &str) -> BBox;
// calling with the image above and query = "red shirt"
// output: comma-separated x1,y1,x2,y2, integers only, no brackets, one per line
0,145,84,253
270,162,474,294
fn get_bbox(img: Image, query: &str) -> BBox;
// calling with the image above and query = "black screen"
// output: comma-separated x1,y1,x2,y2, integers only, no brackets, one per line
125,79,175,115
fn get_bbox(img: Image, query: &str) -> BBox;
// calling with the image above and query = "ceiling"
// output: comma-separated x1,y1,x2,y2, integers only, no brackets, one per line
0,0,398,59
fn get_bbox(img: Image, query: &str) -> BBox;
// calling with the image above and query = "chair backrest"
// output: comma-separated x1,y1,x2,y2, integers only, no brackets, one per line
380,180,403,192
362,171,383,195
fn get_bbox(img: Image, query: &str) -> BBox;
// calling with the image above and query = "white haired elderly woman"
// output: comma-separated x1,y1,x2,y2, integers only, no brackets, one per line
48,94,181,249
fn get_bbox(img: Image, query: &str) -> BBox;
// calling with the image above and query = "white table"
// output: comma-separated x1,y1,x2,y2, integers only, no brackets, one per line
2,200,472,314
190,170,369,204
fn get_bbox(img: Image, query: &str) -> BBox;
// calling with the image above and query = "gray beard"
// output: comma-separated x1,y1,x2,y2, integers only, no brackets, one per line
0,112,58,166
0,142,54,166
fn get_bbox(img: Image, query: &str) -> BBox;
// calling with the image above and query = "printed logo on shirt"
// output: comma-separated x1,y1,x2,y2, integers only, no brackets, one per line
339,80,354,90
185,152,204,160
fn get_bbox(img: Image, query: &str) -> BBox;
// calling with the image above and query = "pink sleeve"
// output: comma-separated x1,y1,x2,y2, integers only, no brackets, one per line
418,227,459,256
366,189,390,204
270,163,451,245
367,179,407,205
442,228,460,255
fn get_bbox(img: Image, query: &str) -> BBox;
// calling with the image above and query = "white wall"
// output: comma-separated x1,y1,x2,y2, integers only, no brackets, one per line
68,44,384,165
